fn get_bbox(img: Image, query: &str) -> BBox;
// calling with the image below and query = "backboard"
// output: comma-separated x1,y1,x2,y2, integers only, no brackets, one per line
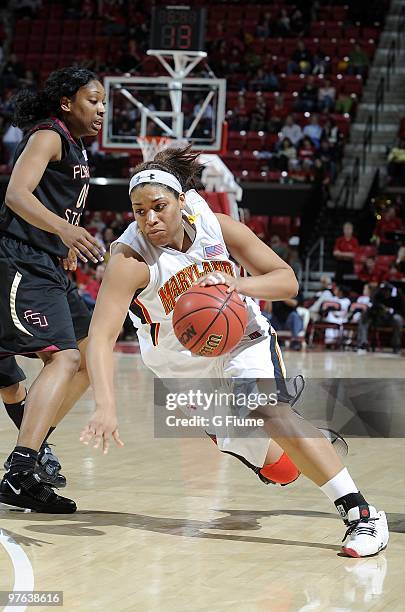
101,73,226,153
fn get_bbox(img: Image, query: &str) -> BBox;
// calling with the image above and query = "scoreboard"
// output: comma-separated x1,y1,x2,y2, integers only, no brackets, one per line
150,6,206,52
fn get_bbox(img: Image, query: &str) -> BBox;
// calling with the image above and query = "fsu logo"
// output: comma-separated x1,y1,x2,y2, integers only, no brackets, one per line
24,310,49,328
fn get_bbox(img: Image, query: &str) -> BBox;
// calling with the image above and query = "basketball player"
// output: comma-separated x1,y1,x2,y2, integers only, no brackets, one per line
83,147,388,557
0,67,105,513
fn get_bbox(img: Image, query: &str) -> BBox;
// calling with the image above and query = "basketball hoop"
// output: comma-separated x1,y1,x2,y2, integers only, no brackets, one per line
135,136,173,162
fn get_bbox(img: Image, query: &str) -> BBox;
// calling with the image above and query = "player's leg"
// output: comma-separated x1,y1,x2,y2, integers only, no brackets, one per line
0,244,80,512
220,332,388,557
258,334,389,557
0,357,27,429
50,278,93,426
33,282,92,487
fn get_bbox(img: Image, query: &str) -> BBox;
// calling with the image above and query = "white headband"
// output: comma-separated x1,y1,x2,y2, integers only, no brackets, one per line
129,169,182,195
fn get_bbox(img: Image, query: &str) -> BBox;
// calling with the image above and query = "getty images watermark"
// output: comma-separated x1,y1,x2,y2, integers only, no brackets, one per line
153,377,405,438
154,378,280,438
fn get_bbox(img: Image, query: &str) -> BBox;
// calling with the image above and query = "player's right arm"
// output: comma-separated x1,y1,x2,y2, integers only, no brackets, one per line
82,243,149,453
5,130,104,263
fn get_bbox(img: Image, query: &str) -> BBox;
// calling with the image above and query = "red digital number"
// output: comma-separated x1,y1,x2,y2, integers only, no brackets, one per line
177,25,192,49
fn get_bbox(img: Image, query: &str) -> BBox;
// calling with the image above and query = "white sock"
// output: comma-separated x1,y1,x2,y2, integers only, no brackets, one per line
320,468,359,503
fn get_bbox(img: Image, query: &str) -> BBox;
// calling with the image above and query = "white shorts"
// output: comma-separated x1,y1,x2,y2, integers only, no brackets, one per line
150,331,287,469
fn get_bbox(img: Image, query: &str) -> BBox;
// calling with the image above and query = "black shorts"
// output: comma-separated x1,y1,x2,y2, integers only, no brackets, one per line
0,236,91,357
0,356,26,389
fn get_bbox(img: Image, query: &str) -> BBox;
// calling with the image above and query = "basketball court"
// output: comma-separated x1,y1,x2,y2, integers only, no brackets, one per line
1,2,405,611
0,350,403,611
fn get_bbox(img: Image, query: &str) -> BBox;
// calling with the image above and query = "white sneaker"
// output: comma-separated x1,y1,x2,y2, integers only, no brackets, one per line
341,506,389,558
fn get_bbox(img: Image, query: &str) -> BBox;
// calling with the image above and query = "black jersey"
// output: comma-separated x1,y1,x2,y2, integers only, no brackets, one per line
0,117,90,258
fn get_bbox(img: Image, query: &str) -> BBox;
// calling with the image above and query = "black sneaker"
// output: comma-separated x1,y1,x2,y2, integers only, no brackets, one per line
3,444,67,489
36,444,67,488
0,471,76,513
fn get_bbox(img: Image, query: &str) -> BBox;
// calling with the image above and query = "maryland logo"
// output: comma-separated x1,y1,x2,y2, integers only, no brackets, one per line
158,260,234,314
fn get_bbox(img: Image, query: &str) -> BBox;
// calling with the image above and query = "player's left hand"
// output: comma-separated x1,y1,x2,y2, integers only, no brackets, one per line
80,409,124,454
195,271,241,293
62,248,78,271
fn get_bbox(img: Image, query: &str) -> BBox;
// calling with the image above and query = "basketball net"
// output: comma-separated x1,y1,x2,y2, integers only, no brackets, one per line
135,135,189,161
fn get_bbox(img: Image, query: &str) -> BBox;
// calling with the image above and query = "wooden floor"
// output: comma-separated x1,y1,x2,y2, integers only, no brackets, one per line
0,349,404,612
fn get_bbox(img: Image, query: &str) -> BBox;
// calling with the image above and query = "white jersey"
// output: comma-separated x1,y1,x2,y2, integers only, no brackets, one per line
115,190,272,378
115,190,287,468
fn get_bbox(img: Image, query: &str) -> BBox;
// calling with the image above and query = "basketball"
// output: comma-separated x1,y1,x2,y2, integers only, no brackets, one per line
172,284,248,357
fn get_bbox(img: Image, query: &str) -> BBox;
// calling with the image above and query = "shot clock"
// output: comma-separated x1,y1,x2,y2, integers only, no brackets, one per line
150,6,206,52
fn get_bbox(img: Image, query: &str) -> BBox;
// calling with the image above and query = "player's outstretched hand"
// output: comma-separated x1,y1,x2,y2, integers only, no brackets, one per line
62,248,78,271
80,409,124,454
195,271,241,293
58,223,105,264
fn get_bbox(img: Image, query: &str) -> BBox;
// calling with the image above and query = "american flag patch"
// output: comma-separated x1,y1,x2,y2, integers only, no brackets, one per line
248,331,262,340
203,244,224,258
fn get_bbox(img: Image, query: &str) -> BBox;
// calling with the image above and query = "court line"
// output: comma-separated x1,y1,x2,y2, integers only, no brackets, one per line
0,529,34,612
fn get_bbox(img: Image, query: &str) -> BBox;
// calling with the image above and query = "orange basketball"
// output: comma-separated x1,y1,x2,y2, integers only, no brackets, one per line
172,284,248,357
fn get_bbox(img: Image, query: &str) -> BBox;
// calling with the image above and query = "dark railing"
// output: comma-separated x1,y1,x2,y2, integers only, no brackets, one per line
386,39,396,91
362,115,373,171
397,5,405,52
374,76,385,128
335,157,360,209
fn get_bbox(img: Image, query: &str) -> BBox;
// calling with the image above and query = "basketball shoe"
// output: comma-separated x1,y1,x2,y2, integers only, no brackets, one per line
3,444,66,488
0,470,76,513
341,505,389,557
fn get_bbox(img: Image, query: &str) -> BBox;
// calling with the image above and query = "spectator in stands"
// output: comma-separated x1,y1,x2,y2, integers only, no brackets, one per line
226,48,240,75
356,282,405,354
358,256,383,285
193,98,214,135
268,95,288,133
78,264,106,310
269,234,288,260
276,137,297,171
249,92,267,131
322,117,341,147
350,284,372,323
12,0,42,18
324,285,351,344
296,75,319,112
333,221,359,282
348,44,370,77
287,41,313,75
231,93,249,131
335,93,353,117
287,236,302,280
263,290,305,350
2,53,25,89
303,114,323,148
312,52,331,76
2,122,23,165
118,40,142,73
279,114,303,146
297,136,315,167
318,79,336,112
256,12,274,39
373,205,403,254
316,138,337,182
277,8,291,35
387,139,405,186
309,274,334,321
290,8,305,36
396,246,405,276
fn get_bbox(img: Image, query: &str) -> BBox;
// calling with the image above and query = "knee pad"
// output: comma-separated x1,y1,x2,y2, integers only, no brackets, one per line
259,452,300,486
207,432,300,486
